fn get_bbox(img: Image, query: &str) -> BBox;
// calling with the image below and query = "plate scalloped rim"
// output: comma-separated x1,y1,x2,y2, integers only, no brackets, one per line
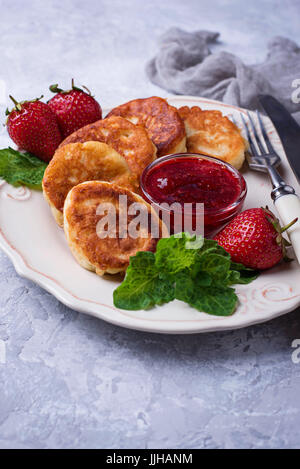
0,95,299,334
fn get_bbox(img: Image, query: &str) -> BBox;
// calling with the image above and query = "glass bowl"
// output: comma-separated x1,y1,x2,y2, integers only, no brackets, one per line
140,153,247,237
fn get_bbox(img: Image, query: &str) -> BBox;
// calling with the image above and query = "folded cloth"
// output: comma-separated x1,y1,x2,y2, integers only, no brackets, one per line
146,28,300,122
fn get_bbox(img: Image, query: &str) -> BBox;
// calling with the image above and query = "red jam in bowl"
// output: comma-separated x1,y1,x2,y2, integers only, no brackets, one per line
141,154,247,236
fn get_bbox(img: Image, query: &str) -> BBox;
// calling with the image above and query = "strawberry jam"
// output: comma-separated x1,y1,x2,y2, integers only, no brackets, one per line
141,154,247,236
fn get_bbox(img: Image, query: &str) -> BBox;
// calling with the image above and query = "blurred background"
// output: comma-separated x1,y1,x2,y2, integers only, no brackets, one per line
0,0,300,450
1,0,300,109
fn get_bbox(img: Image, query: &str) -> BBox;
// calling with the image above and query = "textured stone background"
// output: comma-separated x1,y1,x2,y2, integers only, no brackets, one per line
0,0,300,449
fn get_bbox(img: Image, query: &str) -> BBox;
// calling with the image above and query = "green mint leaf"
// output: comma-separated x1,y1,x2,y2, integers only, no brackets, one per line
196,252,231,282
113,251,175,310
175,273,237,316
0,147,47,190
227,269,242,285
155,233,204,276
113,233,256,316
189,284,238,316
175,270,212,302
199,239,231,259
229,262,260,285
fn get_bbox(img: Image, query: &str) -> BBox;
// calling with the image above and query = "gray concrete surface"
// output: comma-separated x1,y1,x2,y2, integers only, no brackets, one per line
0,0,300,449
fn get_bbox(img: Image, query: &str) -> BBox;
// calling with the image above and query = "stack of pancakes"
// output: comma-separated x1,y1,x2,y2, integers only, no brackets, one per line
42,96,247,276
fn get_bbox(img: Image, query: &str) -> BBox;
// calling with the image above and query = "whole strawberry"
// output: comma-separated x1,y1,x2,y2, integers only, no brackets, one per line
6,96,62,162
214,207,297,270
48,79,102,138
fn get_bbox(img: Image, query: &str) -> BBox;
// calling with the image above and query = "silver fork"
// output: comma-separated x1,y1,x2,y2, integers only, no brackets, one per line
239,111,300,263
240,111,295,200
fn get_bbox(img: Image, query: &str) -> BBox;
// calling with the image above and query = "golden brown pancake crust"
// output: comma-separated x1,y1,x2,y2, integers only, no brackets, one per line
107,96,186,157
59,116,156,184
178,106,246,169
43,141,135,225
64,181,167,275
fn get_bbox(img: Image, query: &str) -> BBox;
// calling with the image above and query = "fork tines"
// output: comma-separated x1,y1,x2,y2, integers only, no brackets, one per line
240,110,276,158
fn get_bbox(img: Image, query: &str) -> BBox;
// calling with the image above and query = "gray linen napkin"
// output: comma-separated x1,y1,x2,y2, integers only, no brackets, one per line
146,28,300,123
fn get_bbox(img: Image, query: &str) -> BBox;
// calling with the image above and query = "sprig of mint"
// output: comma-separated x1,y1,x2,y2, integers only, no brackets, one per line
113,233,259,316
112,251,175,311
0,147,47,190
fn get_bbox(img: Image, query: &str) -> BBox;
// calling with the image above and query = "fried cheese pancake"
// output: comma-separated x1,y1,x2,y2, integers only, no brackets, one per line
107,96,187,157
64,181,168,276
178,106,247,169
59,116,157,184
43,141,135,226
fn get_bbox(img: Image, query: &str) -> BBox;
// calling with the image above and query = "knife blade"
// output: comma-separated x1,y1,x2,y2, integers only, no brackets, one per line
258,94,300,183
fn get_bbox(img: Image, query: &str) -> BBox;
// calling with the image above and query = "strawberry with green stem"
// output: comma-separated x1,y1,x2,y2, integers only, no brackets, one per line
214,207,298,270
48,79,102,138
6,95,62,162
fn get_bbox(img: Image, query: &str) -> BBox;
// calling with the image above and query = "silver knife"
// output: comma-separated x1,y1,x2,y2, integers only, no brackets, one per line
258,95,300,183
258,94,300,262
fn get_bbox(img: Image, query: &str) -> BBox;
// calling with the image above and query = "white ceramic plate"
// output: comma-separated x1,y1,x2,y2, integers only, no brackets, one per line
0,96,299,334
